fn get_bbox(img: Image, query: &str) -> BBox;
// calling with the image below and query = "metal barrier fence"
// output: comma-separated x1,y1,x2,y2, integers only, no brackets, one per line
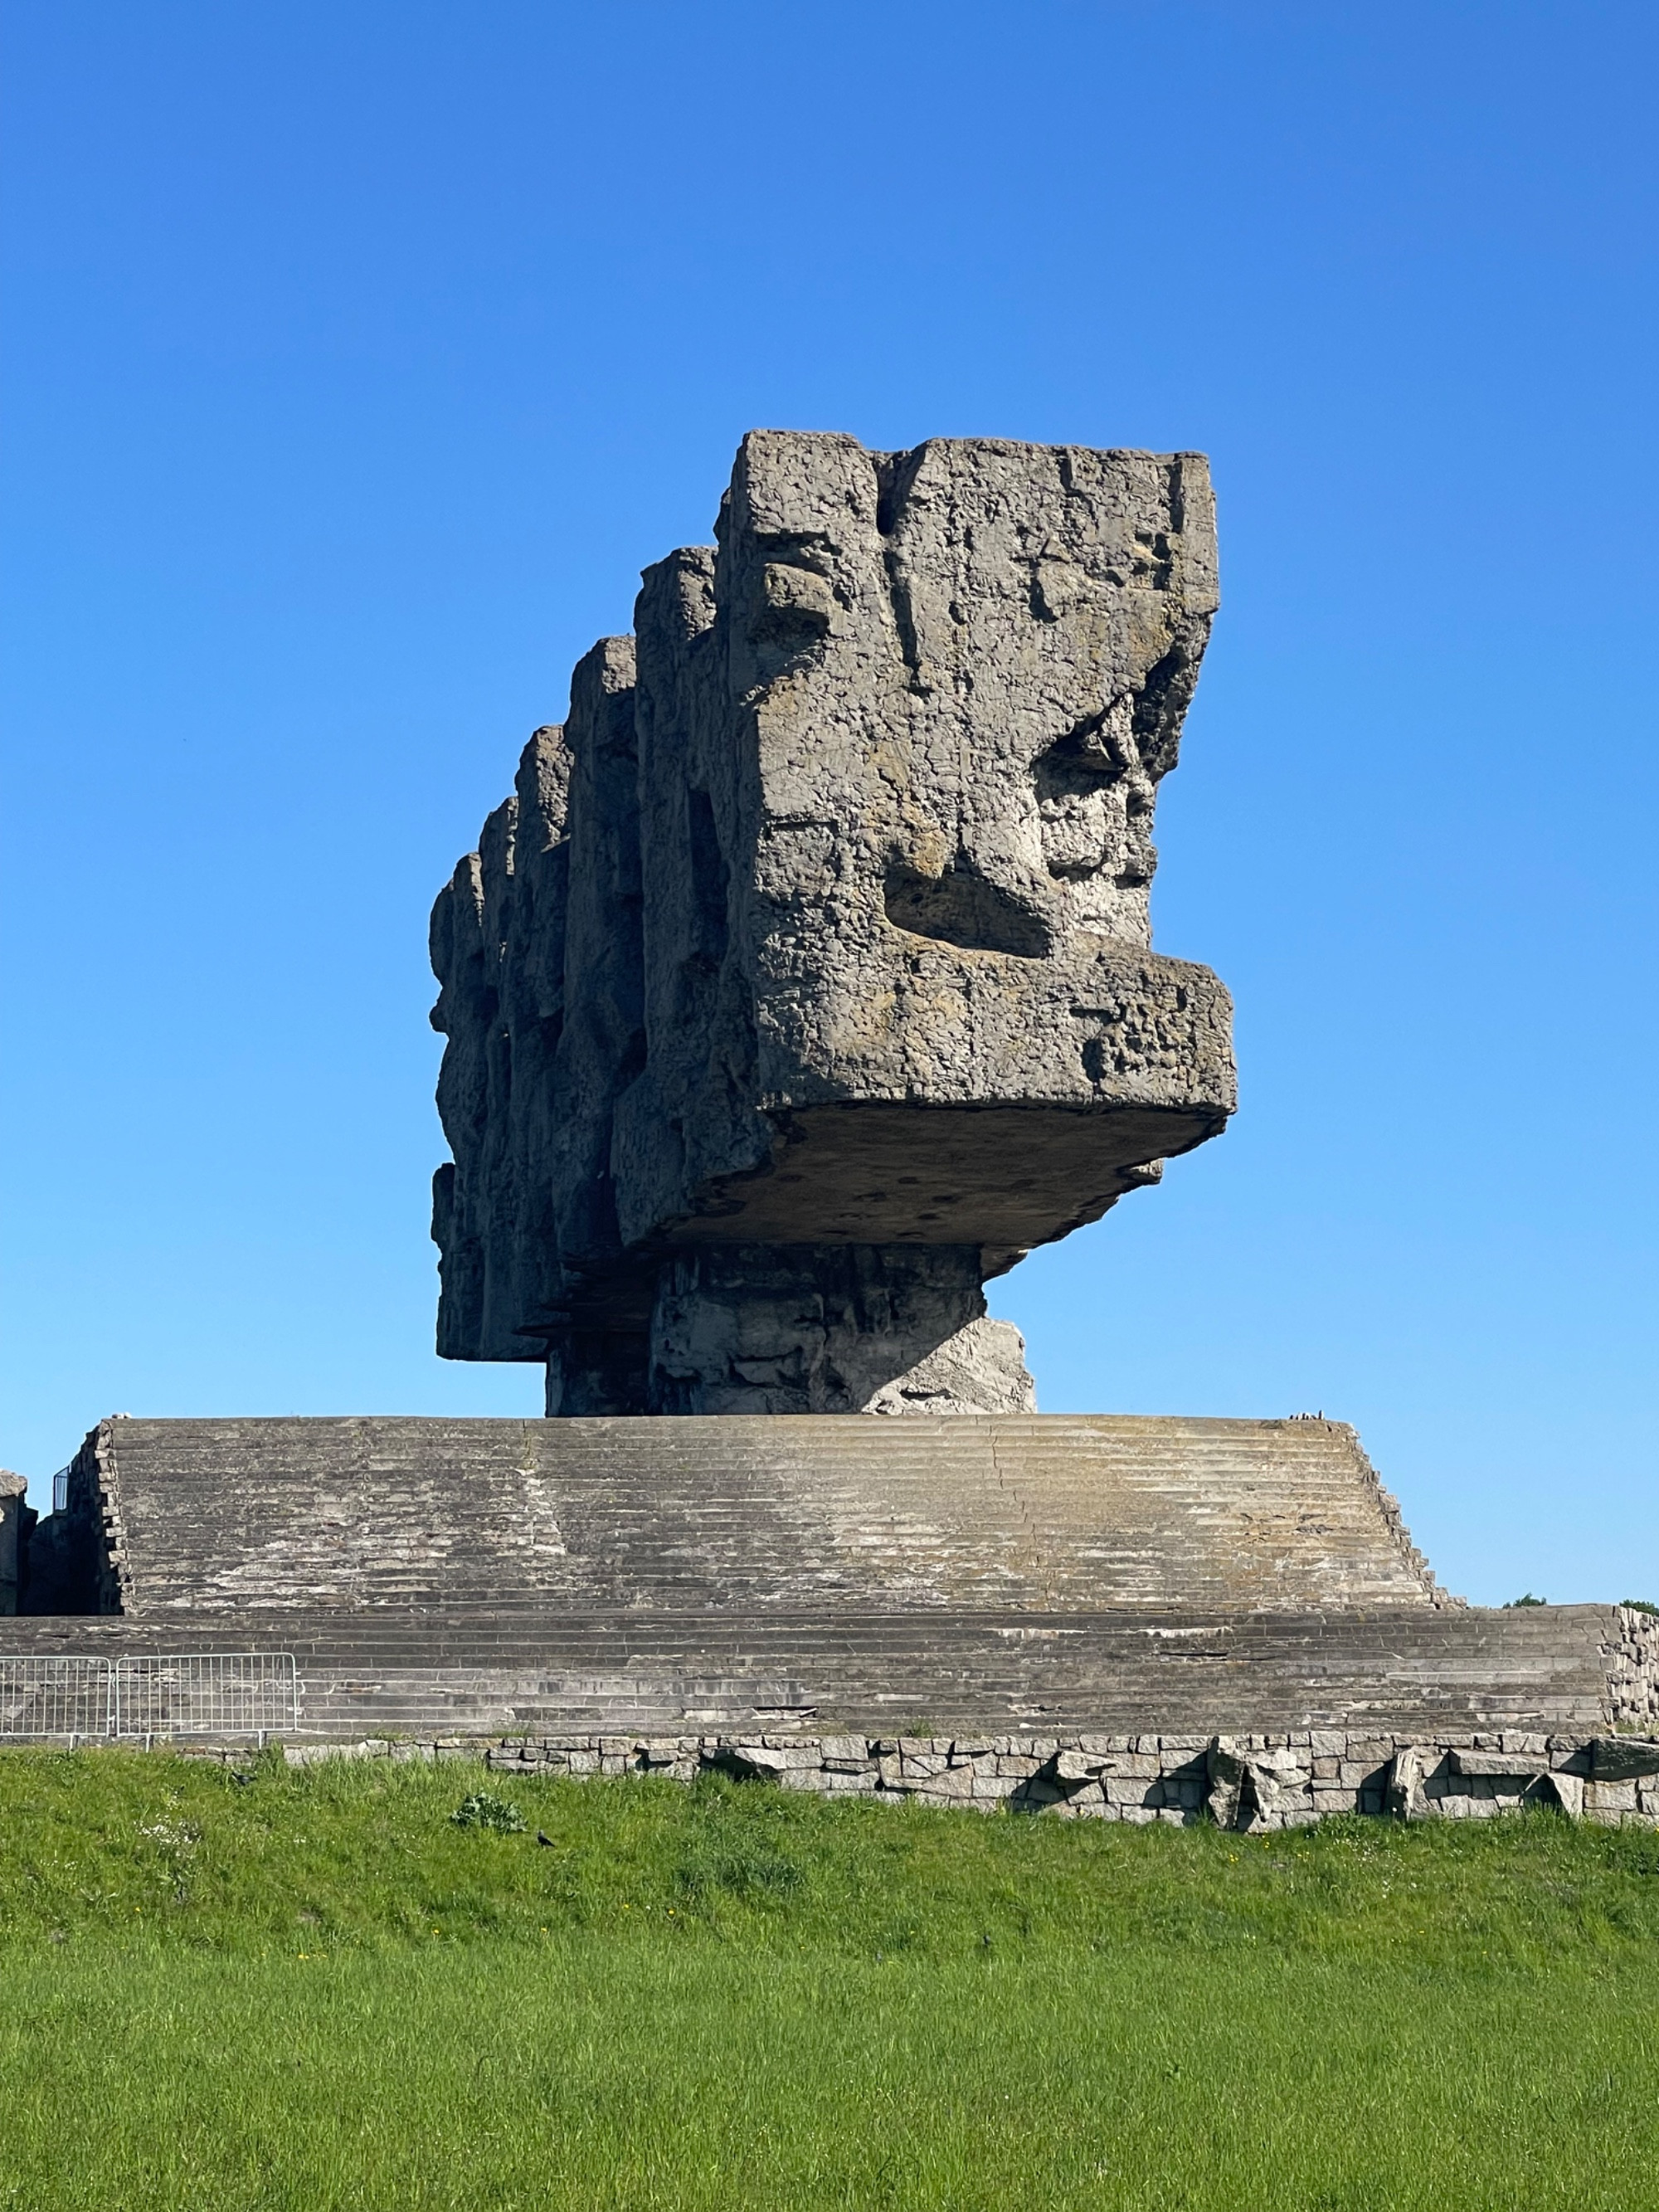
0,1657,107,1738
0,1654,298,1741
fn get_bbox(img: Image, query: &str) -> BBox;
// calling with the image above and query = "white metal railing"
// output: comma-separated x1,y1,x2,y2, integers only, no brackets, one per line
0,1657,108,1738
0,1654,298,1741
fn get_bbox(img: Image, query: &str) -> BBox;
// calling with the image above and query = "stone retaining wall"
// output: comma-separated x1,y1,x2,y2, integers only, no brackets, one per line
1605,1606,1659,1732
265,1727,1659,1830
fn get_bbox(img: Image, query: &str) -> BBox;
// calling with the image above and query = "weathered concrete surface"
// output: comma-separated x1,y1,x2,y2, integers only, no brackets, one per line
643,1244,1015,1415
864,1318,1035,1417
0,1473,26,1615
36,1414,1446,1618
431,432,1234,1412
5,1605,1651,1747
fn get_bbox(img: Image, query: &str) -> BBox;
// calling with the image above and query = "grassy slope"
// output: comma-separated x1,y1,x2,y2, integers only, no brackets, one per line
4,1747,1659,2210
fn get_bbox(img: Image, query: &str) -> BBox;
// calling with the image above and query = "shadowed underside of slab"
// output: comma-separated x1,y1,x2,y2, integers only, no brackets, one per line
45,1412,1447,1618
666,1102,1215,1251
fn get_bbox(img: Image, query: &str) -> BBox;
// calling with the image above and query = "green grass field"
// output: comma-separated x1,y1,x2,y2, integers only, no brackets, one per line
4,1747,1659,2210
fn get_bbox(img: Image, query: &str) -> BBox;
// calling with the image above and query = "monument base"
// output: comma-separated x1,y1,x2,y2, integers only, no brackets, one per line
6,1412,1651,1824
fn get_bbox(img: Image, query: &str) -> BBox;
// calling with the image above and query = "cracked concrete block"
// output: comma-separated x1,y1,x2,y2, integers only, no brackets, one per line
914,1764,977,1801
900,1752,950,1780
1209,1737,1311,1830
1535,1771,1584,1817
1386,1745,1437,1820
1053,1748,1110,1784
705,1742,792,1781
1589,1737,1659,1781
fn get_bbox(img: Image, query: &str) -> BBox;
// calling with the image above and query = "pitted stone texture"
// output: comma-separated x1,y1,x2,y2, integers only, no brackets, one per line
1603,1607,1659,1733
616,434,1232,1228
430,431,1235,1410
865,1318,1035,1418
643,1245,1032,1415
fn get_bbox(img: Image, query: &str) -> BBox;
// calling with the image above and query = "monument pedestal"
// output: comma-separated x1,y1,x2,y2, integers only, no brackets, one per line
7,1415,1655,1802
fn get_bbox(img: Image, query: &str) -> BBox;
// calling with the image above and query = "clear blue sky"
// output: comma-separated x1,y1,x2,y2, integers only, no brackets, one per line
2,3,1654,1605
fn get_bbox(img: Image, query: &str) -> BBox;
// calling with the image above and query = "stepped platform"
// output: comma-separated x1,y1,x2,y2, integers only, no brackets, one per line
47,1412,1447,1617
8,1412,1651,1749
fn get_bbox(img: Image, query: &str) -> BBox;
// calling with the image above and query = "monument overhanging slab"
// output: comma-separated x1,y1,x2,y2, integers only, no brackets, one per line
429,432,1234,1414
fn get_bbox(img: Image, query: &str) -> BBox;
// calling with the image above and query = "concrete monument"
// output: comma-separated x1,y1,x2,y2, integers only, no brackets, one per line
7,430,1652,1822
430,431,1235,1415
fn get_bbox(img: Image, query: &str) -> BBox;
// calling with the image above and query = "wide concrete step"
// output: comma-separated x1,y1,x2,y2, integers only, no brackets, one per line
1,1602,1621,1738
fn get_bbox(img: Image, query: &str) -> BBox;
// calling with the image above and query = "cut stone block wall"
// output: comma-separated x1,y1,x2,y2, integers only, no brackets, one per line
1605,1608,1659,1732
256,1727,1659,1831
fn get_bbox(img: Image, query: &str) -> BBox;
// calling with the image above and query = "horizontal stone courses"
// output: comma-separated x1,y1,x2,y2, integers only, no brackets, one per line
5,1600,1641,1739
5,1603,1621,1644
7,1601,1614,1644
62,1412,1447,1620
23,1406,1646,1744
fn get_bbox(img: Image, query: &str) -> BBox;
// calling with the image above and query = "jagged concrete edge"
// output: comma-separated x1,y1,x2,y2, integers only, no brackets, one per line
75,1420,130,1615
1325,1420,1463,1610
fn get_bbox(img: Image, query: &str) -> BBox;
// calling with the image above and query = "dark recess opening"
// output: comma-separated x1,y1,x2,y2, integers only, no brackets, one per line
686,789,729,968
883,860,1051,959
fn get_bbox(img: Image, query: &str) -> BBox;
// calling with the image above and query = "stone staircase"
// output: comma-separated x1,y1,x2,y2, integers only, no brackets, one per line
18,1411,1607,1743
73,1413,1446,1617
